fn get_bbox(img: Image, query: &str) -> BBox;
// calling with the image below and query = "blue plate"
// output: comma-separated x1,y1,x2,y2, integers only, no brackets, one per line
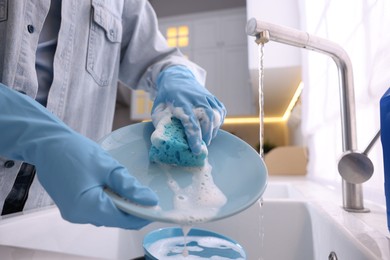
143,227,246,259
99,122,267,224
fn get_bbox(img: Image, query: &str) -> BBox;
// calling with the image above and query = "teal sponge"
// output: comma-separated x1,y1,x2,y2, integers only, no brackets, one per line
149,117,207,167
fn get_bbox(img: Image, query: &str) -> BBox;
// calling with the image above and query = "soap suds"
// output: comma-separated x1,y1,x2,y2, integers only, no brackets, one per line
158,161,227,225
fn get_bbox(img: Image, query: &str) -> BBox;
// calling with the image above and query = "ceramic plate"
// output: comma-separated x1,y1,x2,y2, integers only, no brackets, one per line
99,122,267,224
143,227,246,259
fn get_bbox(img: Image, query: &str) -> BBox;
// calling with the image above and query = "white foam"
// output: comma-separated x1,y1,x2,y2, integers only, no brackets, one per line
160,161,227,225
150,115,172,143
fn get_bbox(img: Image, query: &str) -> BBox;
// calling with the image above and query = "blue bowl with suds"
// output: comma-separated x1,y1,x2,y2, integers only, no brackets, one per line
143,227,246,260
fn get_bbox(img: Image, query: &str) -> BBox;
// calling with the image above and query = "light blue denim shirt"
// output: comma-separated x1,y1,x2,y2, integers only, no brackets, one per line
0,0,205,211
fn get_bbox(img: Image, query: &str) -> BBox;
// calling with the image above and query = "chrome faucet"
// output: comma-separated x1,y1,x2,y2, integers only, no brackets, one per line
246,18,372,212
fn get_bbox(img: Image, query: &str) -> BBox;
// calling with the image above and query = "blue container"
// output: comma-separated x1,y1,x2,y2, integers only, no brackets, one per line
143,227,246,259
380,87,390,231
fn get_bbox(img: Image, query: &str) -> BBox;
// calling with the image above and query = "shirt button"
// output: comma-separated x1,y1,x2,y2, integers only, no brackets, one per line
4,160,15,168
27,24,35,33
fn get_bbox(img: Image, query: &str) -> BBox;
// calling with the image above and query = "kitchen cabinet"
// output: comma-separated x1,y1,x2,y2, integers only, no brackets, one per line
131,8,255,120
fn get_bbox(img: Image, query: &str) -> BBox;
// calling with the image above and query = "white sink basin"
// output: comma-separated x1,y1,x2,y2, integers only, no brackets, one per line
193,200,379,259
0,180,387,259
262,181,304,199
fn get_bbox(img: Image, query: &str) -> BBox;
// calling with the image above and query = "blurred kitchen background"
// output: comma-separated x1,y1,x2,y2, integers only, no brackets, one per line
113,0,390,205
114,0,302,151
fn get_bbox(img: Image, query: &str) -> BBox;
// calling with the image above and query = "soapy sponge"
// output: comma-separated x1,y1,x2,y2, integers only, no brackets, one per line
149,117,207,167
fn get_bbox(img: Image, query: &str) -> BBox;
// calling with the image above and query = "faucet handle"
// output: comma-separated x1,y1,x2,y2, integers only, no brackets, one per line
338,151,374,184
338,130,380,184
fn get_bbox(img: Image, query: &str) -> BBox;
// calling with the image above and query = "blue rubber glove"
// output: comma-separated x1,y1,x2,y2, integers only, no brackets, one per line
0,84,158,229
152,66,227,154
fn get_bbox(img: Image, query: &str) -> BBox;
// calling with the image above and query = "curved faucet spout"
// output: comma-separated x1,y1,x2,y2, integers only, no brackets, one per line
246,18,368,212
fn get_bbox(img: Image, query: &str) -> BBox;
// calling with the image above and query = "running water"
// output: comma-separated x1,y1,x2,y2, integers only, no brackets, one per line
258,43,265,159
258,197,265,260
181,225,192,257
258,41,266,260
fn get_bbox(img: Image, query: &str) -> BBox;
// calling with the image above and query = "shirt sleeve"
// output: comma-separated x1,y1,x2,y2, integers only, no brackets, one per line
119,0,206,99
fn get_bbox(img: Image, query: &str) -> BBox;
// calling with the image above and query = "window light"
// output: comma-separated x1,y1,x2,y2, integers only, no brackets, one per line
166,26,189,48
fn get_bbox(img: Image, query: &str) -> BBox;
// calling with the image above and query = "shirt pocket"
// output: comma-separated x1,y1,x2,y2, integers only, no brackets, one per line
87,1,123,87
